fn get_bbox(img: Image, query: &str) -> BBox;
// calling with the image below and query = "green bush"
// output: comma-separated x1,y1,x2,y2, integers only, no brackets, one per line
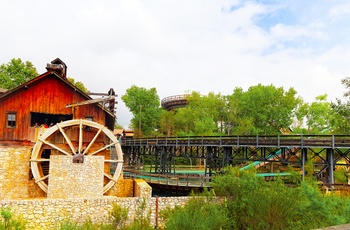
109,202,128,229
59,220,79,230
211,166,350,230
124,198,153,230
161,190,231,230
0,207,26,230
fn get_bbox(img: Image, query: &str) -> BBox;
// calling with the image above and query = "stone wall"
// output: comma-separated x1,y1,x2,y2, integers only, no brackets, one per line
0,146,168,229
0,146,145,199
106,178,134,197
0,147,45,199
134,179,152,198
48,155,104,199
0,196,192,230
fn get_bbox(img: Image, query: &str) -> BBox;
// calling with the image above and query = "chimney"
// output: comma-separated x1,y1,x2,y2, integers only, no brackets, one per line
46,58,67,78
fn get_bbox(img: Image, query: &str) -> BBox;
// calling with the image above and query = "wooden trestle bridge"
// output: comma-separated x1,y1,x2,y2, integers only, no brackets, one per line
121,135,350,187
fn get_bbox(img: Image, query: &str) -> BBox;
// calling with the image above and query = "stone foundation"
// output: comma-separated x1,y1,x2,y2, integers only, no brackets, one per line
0,196,191,230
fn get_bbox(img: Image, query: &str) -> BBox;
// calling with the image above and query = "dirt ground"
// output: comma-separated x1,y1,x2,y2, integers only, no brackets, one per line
317,224,350,230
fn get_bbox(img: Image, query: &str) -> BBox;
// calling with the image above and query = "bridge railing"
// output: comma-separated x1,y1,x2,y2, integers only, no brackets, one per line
124,170,211,188
161,94,189,104
122,135,350,148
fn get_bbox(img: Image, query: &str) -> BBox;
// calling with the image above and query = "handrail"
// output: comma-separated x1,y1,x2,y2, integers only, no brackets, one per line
161,94,189,104
122,135,350,149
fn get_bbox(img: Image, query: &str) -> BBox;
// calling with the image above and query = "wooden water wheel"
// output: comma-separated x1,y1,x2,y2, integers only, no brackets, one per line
30,119,123,194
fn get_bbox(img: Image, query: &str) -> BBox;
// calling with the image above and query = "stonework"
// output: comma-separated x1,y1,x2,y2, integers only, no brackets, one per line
0,146,162,229
0,146,143,199
48,155,104,199
134,179,152,198
0,196,192,230
106,178,135,197
0,147,45,199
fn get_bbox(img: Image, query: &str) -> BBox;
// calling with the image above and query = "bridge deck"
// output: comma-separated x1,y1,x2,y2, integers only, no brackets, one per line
123,135,350,148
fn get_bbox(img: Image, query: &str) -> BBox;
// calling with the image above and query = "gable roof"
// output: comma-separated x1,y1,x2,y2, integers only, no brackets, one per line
0,69,115,118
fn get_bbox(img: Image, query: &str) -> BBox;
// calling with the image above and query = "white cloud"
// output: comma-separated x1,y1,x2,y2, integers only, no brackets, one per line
0,0,349,128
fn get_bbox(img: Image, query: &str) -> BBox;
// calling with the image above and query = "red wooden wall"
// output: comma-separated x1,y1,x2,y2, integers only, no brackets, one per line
0,72,111,142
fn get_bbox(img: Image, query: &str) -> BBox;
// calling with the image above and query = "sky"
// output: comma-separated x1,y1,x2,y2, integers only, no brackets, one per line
1,0,350,128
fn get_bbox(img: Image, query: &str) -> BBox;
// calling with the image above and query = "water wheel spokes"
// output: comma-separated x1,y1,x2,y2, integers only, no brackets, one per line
30,119,124,194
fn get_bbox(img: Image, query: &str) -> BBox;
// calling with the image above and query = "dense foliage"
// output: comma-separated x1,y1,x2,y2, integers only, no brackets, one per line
161,196,230,229
330,77,350,133
67,77,88,93
0,58,38,90
0,58,88,93
123,78,350,136
160,168,350,230
0,207,26,230
122,85,162,136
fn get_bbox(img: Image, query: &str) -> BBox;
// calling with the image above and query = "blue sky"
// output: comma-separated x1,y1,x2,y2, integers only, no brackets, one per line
0,0,349,128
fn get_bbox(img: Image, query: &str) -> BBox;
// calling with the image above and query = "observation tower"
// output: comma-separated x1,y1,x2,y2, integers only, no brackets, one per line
161,94,189,111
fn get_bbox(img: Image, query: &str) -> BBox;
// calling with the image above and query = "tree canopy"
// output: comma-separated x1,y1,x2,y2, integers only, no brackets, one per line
67,77,88,93
0,58,89,93
226,84,301,135
0,58,38,90
121,85,162,136
159,85,301,136
330,76,350,133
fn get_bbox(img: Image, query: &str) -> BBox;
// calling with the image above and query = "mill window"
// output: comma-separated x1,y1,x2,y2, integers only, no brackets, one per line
7,113,16,128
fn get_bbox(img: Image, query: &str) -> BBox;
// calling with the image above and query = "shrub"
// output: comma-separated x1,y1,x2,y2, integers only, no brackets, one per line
211,166,350,230
109,202,128,229
0,207,26,230
124,198,153,230
161,191,231,230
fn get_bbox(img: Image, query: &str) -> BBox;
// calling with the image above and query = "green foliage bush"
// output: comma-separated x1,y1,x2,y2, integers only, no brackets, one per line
161,193,231,230
210,167,350,230
108,202,128,229
0,207,26,230
160,167,350,230
124,198,153,230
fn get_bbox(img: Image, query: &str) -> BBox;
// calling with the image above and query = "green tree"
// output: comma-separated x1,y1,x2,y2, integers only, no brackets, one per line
67,77,88,93
167,92,223,136
225,87,255,135
159,110,175,136
0,58,38,90
226,84,301,135
121,85,162,136
295,94,333,134
331,77,350,133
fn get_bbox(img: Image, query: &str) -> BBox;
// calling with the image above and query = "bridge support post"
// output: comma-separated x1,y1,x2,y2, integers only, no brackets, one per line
301,148,307,180
223,147,232,168
326,148,334,184
206,146,213,177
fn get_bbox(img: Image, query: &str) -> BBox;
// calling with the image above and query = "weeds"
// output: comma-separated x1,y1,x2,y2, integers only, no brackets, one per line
0,207,26,230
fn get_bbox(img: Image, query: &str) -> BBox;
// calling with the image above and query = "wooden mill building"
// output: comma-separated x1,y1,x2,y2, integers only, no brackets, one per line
0,58,131,200
0,58,115,143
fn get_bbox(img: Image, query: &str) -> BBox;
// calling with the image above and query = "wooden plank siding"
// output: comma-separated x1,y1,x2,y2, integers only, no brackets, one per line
0,71,114,143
